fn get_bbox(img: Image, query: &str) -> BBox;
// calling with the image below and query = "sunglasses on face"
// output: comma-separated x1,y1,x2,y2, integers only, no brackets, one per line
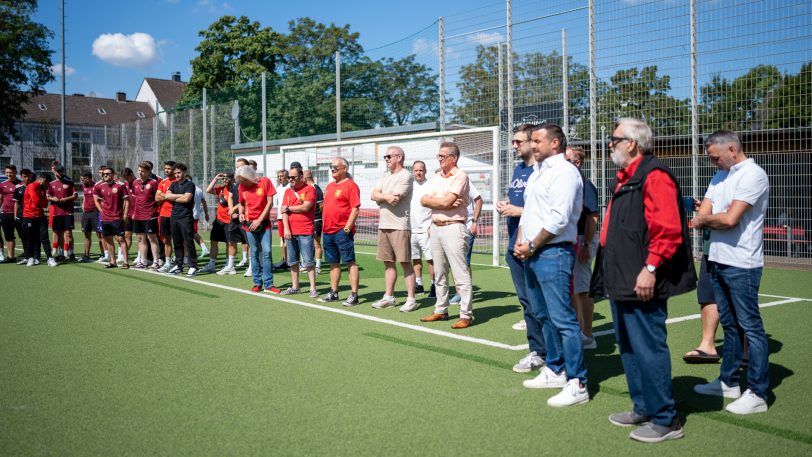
288,175,300,180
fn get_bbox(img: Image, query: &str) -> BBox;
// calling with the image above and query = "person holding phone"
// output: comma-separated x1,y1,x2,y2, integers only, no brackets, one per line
236,165,279,293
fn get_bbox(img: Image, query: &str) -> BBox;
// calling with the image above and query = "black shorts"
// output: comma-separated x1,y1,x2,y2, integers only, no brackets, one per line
211,219,228,243
133,218,158,234
81,211,100,233
314,219,323,238
0,213,15,240
101,220,125,238
159,216,172,238
227,220,246,244
52,214,75,232
697,255,715,304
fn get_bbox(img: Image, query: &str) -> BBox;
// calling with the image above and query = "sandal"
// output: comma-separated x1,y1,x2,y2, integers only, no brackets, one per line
683,348,720,364
121,263,130,269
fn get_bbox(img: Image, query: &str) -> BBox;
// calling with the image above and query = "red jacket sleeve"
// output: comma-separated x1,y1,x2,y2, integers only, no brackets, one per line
643,169,683,267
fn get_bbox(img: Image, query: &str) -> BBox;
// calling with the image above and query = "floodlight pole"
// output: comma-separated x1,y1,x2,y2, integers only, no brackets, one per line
439,17,445,131
60,0,66,166
262,72,267,176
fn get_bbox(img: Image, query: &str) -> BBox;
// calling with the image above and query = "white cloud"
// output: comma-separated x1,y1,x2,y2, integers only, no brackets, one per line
92,32,158,68
412,38,462,61
467,32,504,46
49,63,76,77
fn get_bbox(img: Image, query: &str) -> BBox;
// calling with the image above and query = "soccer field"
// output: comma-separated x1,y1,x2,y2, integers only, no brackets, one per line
1,238,811,456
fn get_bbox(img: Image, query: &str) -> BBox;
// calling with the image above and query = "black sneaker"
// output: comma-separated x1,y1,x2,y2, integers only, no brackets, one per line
342,292,359,307
428,283,437,298
318,290,340,303
80,255,91,263
415,283,425,294
69,254,76,262
55,255,66,262
2,257,16,264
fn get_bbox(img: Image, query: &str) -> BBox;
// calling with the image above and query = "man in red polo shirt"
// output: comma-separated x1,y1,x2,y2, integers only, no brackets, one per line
23,172,56,267
131,161,160,269
280,164,317,296
46,164,78,262
155,160,176,272
94,167,130,268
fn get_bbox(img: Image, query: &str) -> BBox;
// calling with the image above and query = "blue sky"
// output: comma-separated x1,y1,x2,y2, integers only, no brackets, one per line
36,0,497,99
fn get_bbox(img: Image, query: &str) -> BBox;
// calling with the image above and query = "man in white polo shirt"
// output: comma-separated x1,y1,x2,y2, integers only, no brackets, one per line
692,130,771,415
513,123,586,408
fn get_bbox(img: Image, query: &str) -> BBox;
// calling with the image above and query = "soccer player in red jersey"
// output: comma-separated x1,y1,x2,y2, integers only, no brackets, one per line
94,167,130,268
22,172,56,267
155,161,176,272
121,168,137,264
0,164,23,262
46,164,78,262
130,162,160,269
236,165,279,293
204,172,233,273
79,172,100,262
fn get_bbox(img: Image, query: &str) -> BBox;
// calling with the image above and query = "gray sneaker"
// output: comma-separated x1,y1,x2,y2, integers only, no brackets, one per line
449,293,461,304
309,289,319,298
608,411,650,427
512,351,545,373
342,292,359,307
318,290,339,303
281,287,300,295
629,420,684,443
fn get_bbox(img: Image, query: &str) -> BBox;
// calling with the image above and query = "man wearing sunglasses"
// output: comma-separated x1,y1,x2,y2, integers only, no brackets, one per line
597,118,695,442
371,146,416,311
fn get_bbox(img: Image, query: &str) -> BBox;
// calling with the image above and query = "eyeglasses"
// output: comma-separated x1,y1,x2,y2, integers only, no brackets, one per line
437,154,453,161
383,154,398,160
607,135,634,145
287,175,300,180
330,166,341,171
511,139,530,145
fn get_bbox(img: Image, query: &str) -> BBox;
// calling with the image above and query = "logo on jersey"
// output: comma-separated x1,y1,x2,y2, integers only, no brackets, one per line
63,184,69,189
256,188,263,196
299,193,306,200
335,189,342,197
112,188,118,194
146,184,151,190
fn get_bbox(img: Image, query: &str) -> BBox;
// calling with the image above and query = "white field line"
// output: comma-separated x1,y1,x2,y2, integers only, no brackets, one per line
11,246,810,352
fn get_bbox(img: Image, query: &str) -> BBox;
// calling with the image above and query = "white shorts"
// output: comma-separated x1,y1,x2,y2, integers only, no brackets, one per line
410,231,432,261
572,235,599,294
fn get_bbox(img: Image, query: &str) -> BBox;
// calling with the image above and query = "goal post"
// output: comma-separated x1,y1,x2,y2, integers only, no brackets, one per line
280,126,504,266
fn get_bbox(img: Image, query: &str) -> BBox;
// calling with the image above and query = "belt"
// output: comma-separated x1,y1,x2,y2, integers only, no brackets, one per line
543,241,573,248
433,220,463,226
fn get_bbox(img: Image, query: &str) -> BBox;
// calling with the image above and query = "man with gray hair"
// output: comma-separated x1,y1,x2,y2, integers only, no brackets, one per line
692,130,771,415
596,118,695,442
371,146,417,311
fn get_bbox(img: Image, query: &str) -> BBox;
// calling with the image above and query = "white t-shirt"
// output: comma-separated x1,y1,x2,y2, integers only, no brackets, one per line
706,158,769,268
192,186,205,220
466,178,482,228
275,183,289,220
410,178,433,233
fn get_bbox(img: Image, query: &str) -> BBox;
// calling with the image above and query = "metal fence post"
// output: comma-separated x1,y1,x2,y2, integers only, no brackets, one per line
491,126,500,266
439,17,446,131
562,28,569,135
589,0,597,187
262,72,267,176
690,0,700,259
336,51,342,142
506,0,513,134
202,88,208,187
170,112,175,161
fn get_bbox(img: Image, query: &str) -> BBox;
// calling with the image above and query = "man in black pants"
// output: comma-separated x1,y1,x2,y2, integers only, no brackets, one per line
164,163,197,276
12,169,33,264
21,172,56,267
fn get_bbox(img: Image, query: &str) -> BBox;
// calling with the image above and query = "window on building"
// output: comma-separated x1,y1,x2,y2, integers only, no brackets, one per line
32,126,58,145
97,108,107,115
33,158,54,177
71,131,92,181
37,104,47,111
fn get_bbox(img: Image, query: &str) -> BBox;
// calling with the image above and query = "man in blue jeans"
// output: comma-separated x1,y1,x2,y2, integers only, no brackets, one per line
692,130,771,415
513,123,585,408
596,118,696,442
496,123,545,373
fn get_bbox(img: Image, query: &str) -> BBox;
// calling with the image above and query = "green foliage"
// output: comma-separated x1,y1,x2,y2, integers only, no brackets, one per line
0,0,54,150
700,64,783,132
765,62,811,129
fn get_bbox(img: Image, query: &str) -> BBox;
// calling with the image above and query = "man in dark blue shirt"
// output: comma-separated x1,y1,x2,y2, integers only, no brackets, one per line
496,124,546,373
164,162,198,275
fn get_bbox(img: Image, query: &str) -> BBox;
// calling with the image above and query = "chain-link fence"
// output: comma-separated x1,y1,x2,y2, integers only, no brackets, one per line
8,0,809,266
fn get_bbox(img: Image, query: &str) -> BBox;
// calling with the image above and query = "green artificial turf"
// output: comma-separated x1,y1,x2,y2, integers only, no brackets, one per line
1,234,811,456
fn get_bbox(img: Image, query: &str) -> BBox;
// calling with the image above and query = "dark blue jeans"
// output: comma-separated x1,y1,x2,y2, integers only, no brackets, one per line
506,250,545,356
611,298,677,426
524,244,586,384
709,261,769,399
246,226,274,289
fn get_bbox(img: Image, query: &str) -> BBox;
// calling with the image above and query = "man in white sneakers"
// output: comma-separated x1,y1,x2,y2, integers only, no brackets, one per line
692,130,771,415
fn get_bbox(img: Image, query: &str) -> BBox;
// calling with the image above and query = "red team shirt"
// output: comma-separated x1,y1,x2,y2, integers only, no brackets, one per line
23,181,48,218
322,178,361,234
94,182,128,222
282,184,316,235
214,185,231,224
130,178,158,220
0,179,22,214
81,182,98,212
157,178,175,218
238,177,276,223
47,178,77,216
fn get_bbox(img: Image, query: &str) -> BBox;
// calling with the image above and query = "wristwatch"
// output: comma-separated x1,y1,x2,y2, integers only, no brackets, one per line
343,228,351,234
645,264,657,273
528,241,536,255
285,207,291,214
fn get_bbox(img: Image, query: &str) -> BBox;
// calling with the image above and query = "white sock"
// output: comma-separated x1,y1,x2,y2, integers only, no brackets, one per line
416,278,423,286
200,241,208,250
242,251,248,261
315,259,321,268
227,256,235,268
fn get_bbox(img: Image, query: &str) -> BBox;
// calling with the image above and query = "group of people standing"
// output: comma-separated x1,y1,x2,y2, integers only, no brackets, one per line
0,117,773,444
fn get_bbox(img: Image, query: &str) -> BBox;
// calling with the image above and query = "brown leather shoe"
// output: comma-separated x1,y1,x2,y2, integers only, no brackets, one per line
420,313,449,322
451,318,473,329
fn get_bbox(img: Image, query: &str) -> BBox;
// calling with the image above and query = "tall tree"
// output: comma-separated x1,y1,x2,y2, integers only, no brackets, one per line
765,62,811,129
699,64,782,131
0,0,53,150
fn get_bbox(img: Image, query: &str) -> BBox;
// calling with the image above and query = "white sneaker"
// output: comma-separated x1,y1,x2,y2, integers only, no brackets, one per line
26,258,35,267
217,266,236,275
523,366,567,389
449,293,461,304
513,351,545,373
200,262,217,273
167,265,182,275
372,295,396,309
34,258,40,265
236,258,248,268
244,266,252,277
47,257,58,267
133,256,142,265
694,378,742,399
117,255,125,264
547,378,589,407
200,247,209,258
186,267,199,276
158,262,172,273
17,258,28,265
157,258,165,267
399,298,419,312
512,319,527,331
725,389,768,415
0,254,5,262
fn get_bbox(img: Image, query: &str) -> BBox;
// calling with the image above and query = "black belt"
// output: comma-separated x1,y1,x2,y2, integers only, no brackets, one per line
542,242,573,249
